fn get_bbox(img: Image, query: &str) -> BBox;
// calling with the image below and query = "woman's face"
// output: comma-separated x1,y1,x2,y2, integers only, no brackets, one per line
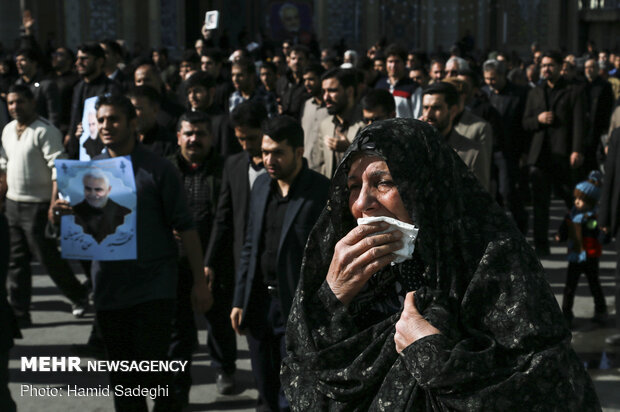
347,155,412,224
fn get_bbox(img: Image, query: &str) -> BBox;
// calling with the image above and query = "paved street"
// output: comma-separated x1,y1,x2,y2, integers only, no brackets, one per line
7,200,620,411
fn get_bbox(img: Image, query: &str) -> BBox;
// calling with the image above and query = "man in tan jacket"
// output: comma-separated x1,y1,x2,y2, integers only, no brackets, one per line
309,68,364,178
419,82,490,190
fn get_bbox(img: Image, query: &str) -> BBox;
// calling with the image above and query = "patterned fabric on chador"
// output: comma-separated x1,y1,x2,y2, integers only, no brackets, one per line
281,118,600,411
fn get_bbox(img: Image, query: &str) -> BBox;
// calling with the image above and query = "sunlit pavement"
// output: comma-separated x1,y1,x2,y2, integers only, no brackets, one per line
7,199,620,411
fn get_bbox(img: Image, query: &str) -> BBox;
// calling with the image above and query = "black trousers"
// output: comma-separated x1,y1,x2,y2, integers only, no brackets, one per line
97,299,178,412
562,258,607,317
529,160,574,249
0,351,15,412
204,276,237,375
5,199,86,316
168,263,197,404
493,151,527,234
615,237,620,329
245,286,290,412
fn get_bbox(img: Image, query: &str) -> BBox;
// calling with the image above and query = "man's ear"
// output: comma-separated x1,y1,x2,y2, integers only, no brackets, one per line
129,117,137,133
295,146,304,159
346,85,355,101
449,104,459,121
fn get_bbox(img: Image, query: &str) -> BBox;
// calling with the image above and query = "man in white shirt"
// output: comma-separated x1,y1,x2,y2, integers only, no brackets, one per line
0,85,88,327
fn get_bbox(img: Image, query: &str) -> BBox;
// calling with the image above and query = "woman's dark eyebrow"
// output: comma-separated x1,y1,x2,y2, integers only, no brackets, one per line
368,170,390,179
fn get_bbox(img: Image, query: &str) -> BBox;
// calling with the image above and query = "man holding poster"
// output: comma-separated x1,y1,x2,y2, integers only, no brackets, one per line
54,94,212,411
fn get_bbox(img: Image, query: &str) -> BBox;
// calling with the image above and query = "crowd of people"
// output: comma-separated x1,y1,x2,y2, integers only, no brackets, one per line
0,10,620,412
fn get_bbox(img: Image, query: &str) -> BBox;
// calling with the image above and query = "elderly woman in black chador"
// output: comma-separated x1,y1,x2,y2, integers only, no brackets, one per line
281,118,600,410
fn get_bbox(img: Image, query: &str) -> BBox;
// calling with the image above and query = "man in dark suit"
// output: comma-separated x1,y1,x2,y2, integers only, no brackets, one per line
583,58,614,172
15,48,61,127
482,59,529,234
231,115,330,411
522,50,585,256
73,169,131,243
599,127,620,346
202,100,268,394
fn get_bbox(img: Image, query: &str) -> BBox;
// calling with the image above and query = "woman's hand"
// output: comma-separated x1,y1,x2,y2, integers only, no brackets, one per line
394,291,441,353
326,222,402,305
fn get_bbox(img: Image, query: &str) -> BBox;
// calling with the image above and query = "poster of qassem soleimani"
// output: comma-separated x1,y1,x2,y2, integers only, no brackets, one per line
79,96,106,161
55,157,137,260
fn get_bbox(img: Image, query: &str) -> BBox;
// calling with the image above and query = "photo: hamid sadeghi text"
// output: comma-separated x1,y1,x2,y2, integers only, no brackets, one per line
20,384,169,400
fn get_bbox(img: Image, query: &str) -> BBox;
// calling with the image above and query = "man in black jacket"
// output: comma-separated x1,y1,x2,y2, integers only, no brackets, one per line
599,127,620,346
584,58,614,172
522,51,585,256
128,86,177,157
231,115,329,411
51,47,80,136
202,101,268,394
168,111,223,406
276,45,310,119
15,48,61,127
482,59,529,234
66,43,121,159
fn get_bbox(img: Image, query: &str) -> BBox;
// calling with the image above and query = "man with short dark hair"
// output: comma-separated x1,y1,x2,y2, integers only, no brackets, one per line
51,47,79,136
375,43,422,119
482,59,529,233
409,65,429,87
361,88,396,124
231,115,329,411
522,51,586,256
152,46,176,89
429,59,445,83
201,48,233,111
185,72,241,158
168,111,223,406
134,62,183,132
229,59,277,117
373,55,386,77
259,62,278,94
15,48,61,127
100,39,128,89
203,101,270,395
583,57,614,172
66,43,121,158
127,85,177,157
310,68,364,178
442,77,493,190
420,82,487,186
300,64,328,159
277,45,310,119
1,85,88,326
55,94,211,411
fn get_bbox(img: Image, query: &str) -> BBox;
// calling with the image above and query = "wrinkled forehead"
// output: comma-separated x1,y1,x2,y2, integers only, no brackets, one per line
83,175,109,188
347,153,387,178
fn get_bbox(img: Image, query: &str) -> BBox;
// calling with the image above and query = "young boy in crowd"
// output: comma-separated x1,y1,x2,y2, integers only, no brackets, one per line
555,171,607,328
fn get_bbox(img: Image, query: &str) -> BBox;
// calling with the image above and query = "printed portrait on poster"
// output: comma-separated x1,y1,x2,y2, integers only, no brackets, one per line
79,96,105,161
268,1,313,44
55,157,137,260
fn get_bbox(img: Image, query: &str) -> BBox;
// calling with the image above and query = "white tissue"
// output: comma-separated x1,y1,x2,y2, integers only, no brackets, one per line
357,216,419,264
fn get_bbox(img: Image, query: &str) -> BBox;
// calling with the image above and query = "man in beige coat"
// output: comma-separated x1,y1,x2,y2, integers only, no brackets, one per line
420,82,490,190
310,68,364,178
